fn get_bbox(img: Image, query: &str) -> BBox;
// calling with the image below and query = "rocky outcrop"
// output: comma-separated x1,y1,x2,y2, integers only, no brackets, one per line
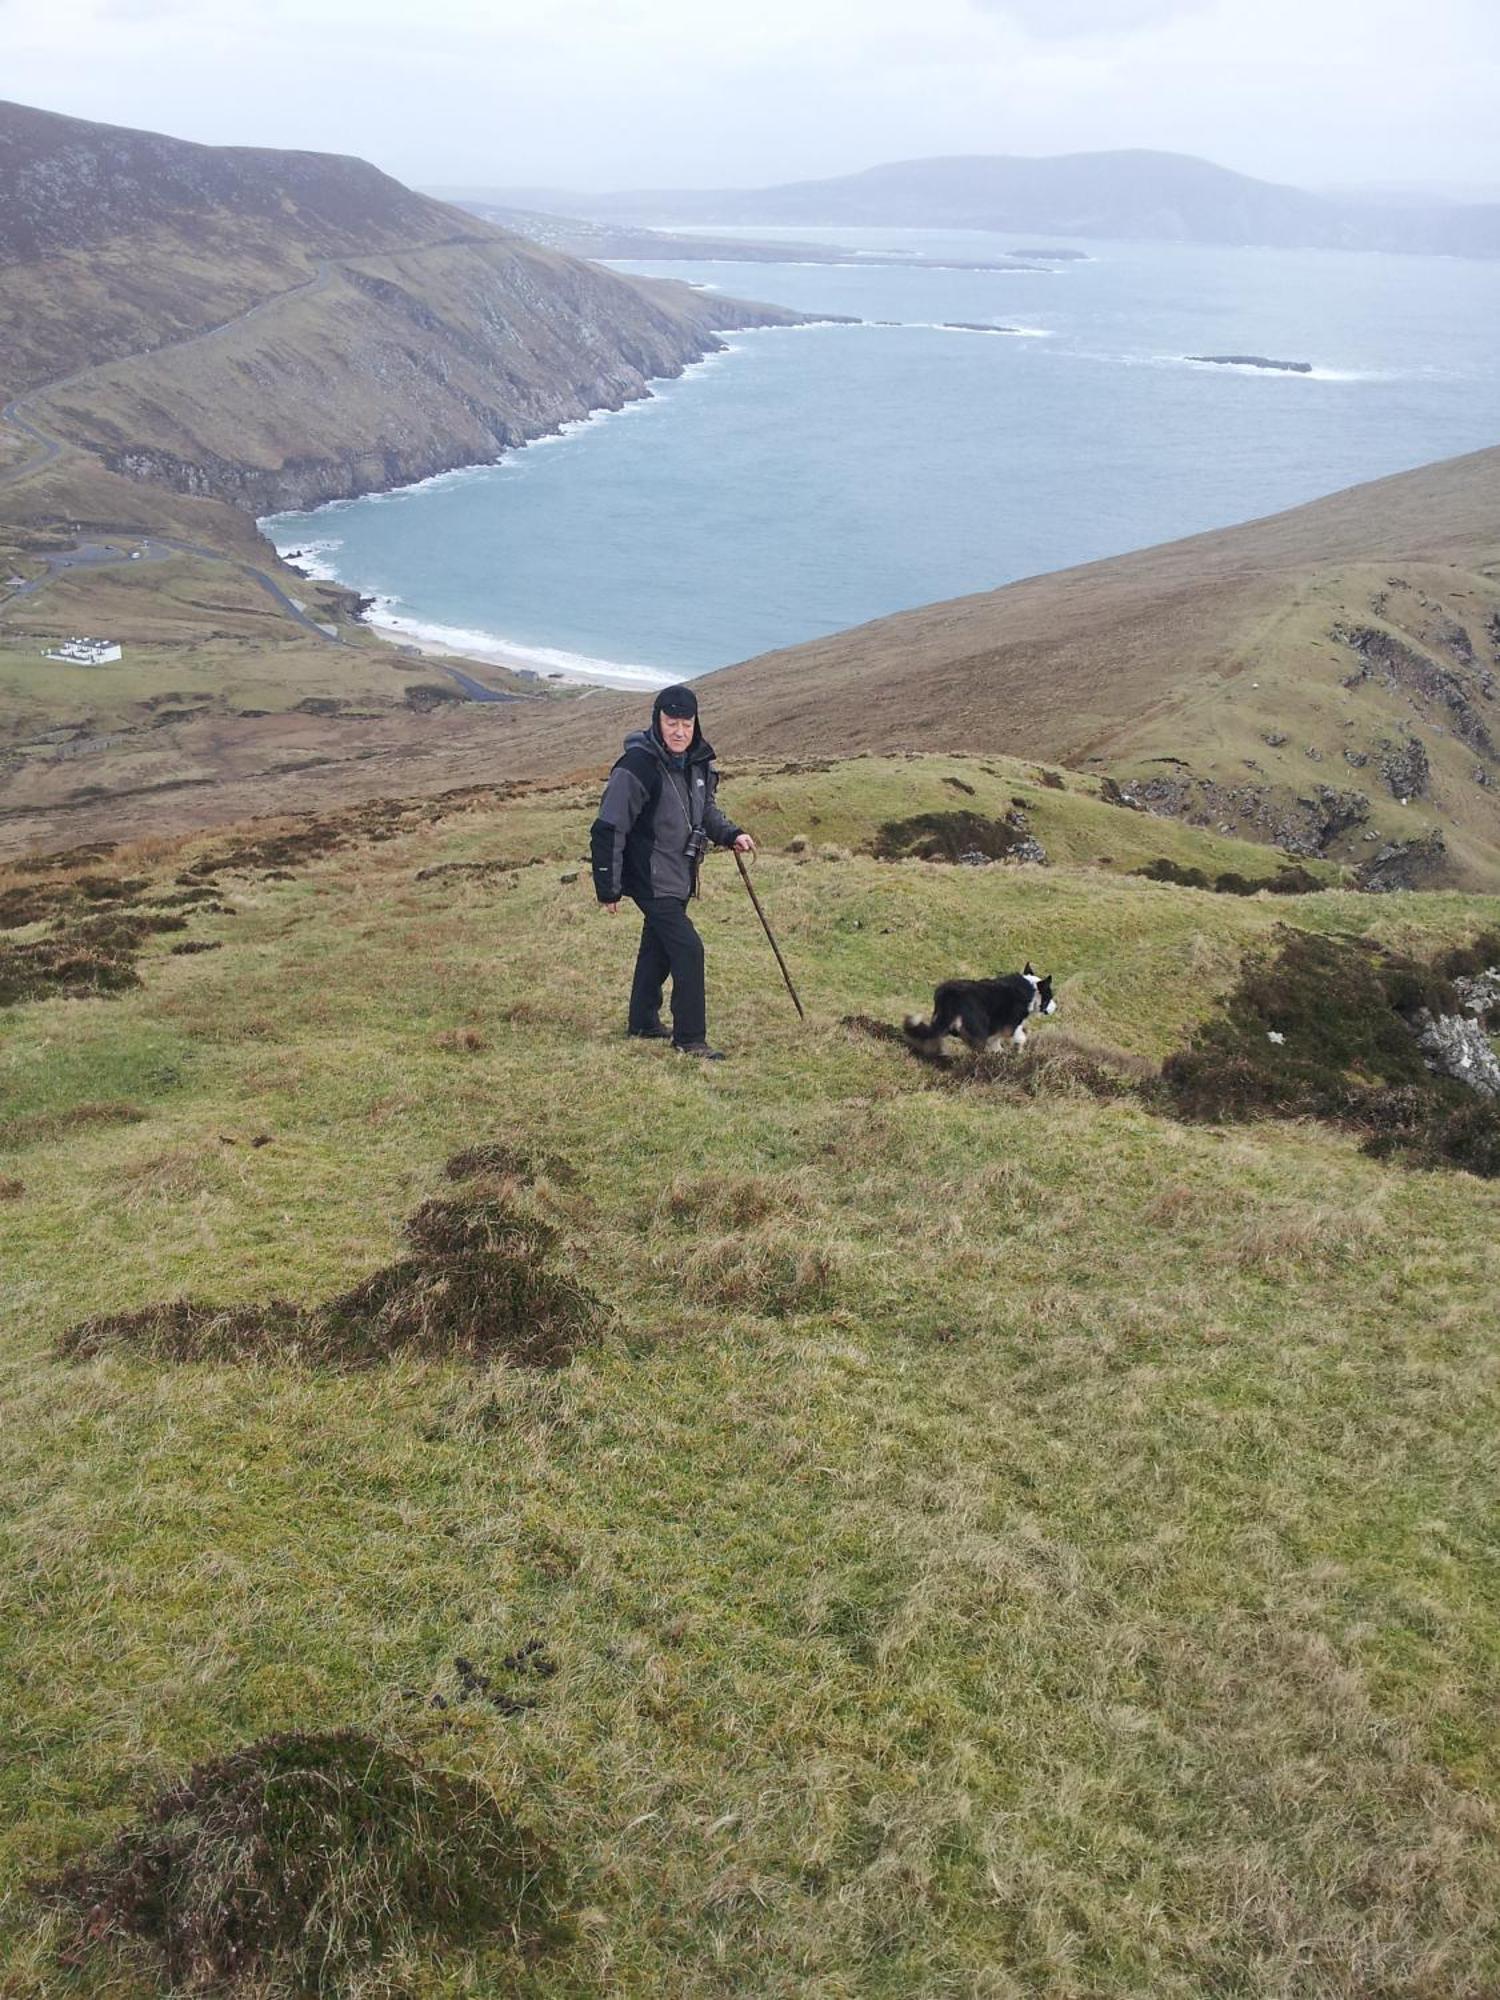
1332,623,1497,760
1378,734,1430,800
1102,770,1369,856
1354,830,1449,892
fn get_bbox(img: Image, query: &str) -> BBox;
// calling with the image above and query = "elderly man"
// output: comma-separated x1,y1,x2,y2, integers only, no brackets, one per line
590,683,755,1060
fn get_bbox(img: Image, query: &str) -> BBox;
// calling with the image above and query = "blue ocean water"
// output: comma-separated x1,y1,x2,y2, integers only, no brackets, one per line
264,229,1500,686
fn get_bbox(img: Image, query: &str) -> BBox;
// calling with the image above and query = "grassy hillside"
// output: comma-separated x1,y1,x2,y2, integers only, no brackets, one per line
4,754,1499,1995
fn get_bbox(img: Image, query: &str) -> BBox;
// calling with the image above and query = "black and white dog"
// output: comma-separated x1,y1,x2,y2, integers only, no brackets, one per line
904,962,1058,1054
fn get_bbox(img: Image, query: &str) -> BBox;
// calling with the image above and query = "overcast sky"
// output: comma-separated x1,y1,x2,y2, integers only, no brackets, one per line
2,0,1497,196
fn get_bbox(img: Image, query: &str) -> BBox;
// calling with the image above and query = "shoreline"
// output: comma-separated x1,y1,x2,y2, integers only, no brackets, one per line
260,328,809,692
364,605,677,694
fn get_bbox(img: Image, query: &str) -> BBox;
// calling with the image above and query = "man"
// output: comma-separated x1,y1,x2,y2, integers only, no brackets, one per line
590,683,755,1060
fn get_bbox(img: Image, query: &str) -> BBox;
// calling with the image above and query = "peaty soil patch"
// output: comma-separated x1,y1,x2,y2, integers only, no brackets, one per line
1133,857,1324,895
60,1193,605,1370
1,906,191,1009
35,1728,558,1995
445,1142,580,1187
872,810,1029,863
0,874,149,930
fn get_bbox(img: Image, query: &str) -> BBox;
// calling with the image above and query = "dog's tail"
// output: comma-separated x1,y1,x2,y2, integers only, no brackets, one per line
903,1010,946,1047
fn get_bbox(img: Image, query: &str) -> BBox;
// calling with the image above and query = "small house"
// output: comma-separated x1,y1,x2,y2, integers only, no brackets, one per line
43,637,122,665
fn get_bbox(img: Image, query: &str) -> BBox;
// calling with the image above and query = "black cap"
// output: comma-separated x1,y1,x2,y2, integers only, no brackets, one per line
653,684,699,722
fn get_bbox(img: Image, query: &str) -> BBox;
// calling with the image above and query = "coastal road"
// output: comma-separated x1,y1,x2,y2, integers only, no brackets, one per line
0,534,348,644
0,235,497,493
0,536,528,700
0,260,345,492
0,229,578,689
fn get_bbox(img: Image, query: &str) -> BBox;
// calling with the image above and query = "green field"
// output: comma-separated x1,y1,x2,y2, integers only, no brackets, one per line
3,755,1499,1996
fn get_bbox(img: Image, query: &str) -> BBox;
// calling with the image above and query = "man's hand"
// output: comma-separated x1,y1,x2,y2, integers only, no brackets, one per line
602,901,619,915
732,833,756,855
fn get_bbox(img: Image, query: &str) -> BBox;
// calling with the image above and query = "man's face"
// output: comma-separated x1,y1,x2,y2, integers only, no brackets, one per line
659,712,695,754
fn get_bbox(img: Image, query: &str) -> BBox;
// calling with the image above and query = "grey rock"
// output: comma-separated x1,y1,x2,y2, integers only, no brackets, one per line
1454,969,1500,1026
1412,1010,1500,1098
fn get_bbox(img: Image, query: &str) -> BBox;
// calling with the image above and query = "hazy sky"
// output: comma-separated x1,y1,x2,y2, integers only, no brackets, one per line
2,0,1496,195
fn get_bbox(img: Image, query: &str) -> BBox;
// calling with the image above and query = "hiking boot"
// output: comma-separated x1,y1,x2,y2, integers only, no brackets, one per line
627,1021,672,1040
673,1040,726,1061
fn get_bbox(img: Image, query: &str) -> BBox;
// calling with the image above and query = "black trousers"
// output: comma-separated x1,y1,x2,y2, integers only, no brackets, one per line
628,895,706,1045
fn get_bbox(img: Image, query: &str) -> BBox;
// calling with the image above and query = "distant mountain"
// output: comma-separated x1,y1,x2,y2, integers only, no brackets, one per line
0,100,805,514
462,150,1500,258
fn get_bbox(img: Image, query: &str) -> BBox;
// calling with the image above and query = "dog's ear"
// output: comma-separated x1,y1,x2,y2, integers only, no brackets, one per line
1023,961,1035,977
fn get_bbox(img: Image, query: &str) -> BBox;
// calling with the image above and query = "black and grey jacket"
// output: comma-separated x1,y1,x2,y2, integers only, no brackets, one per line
591,727,742,903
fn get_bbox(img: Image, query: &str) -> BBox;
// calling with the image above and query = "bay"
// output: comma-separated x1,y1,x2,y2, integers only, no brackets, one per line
263,228,1500,686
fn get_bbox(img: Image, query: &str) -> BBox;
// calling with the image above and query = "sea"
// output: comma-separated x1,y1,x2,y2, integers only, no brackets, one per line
262,228,1500,688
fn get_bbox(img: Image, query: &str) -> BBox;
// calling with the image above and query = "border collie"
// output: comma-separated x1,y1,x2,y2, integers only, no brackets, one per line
904,962,1057,1054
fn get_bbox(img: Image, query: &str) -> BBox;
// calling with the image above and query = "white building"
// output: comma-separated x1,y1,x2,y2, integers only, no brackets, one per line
43,637,122,665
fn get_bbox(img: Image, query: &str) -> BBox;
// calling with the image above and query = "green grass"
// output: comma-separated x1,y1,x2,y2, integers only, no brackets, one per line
3,756,1500,1996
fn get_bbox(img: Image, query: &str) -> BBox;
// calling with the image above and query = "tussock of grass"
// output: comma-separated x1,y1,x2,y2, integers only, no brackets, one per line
657,1170,803,1231
0,874,149,929
402,1193,558,1261
665,1227,839,1317
431,1024,489,1053
0,1099,145,1151
1212,1201,1384,1274
841,1014,1145,1103
0,890,198,1007
35,1729,557,1994
5,840,118,874
317,1255,600,1370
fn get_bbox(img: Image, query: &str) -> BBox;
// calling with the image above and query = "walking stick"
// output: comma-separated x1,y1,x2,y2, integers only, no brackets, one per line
734,850,805,1021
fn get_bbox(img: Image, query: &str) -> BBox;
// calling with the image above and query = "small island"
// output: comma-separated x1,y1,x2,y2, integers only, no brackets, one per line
1188,353,1314,374
943,321,1022,335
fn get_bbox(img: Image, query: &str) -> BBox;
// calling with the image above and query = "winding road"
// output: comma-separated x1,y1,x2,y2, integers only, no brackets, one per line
0,232,564,695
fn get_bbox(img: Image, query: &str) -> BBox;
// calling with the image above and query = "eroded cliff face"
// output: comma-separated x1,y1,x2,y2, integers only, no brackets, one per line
27,240,807,515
